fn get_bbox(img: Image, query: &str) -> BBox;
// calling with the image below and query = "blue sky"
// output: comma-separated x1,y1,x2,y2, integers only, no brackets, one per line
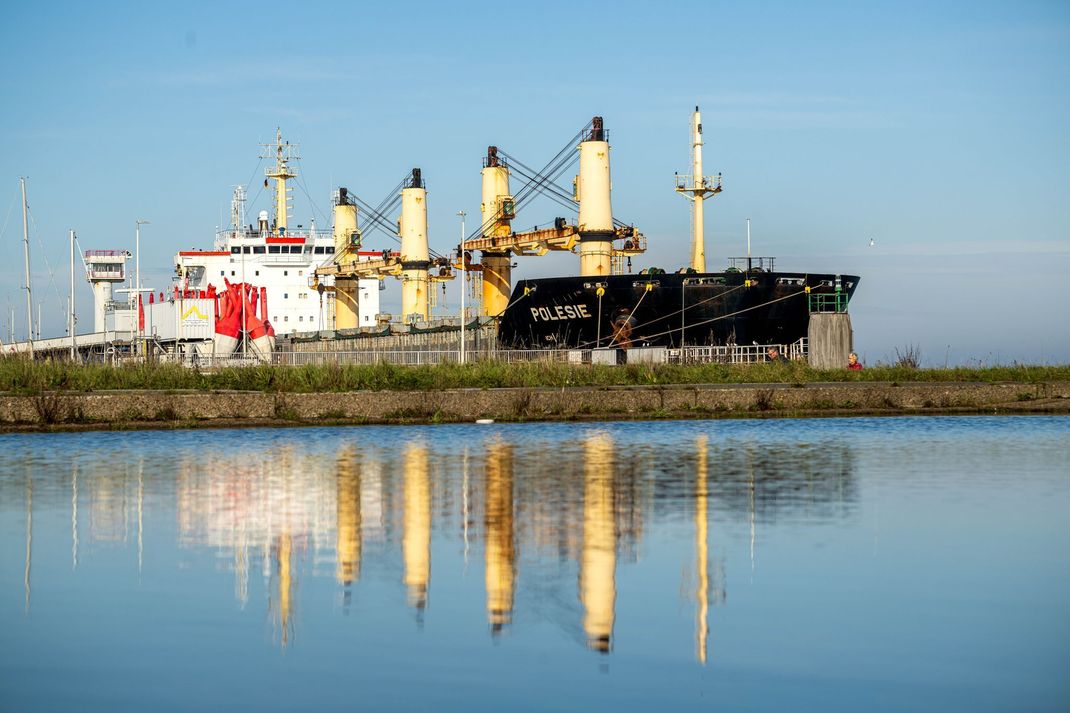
1,0,1067,364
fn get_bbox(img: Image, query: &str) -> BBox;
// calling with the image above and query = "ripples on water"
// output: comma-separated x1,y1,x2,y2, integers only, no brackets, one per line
1,416,1068,712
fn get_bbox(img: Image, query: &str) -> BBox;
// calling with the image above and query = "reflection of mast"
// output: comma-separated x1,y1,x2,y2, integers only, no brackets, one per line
336,447,362,607
137,460,144,578
235,546,248,607
695,436,710,664
25,472,32,614
484,441,515,633
748,446,756,576
71,463,78,570
403,442,431,609
273,534,294,647
462,446,470,569
580,433,616,653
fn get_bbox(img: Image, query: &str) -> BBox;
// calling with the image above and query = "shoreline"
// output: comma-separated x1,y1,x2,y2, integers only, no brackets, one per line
3,381,1067,433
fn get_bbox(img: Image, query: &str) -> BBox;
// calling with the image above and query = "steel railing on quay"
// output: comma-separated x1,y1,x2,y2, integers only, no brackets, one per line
144,338,808,369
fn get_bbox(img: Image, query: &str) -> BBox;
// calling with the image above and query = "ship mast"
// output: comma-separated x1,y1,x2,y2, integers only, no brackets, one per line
675,107,722,272
262,129,298,233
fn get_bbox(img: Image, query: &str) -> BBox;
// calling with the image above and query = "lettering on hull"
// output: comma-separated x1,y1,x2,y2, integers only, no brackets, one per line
530,304,593,322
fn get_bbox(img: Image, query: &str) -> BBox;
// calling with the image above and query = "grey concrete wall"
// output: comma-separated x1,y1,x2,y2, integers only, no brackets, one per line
2,381,1067,428
808,313,853,369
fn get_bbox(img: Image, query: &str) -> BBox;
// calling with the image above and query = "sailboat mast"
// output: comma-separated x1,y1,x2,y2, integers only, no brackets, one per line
20,178,33,351
70,229,77,361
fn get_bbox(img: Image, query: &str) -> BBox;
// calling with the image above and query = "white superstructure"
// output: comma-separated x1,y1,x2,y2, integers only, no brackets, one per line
174,130,380,333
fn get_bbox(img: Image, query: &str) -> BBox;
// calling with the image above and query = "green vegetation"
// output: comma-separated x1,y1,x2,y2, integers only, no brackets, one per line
0,356,1067,394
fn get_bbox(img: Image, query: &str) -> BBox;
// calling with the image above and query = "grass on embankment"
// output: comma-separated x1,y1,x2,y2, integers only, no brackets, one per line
1,357,1067,394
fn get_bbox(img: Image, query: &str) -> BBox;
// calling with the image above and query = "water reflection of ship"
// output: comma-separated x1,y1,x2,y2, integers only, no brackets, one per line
11,430,856,658
709,441,858,522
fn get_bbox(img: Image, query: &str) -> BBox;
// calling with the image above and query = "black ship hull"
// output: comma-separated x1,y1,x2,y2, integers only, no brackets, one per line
498,271,859,349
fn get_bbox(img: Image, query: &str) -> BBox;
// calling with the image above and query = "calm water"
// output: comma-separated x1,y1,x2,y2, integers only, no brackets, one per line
1,416,1068,712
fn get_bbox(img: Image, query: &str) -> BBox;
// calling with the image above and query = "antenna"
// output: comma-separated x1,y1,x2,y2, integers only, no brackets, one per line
746,218,752,272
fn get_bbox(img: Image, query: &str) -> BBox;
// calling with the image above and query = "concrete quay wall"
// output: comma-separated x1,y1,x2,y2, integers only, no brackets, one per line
2,381,1067,431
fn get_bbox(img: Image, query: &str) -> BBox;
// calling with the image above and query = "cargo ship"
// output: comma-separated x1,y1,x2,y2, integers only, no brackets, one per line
479,109,859,350
51,108,855,363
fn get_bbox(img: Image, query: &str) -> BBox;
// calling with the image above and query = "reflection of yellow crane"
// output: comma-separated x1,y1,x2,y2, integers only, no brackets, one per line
580,432,617,653
336,447,362,593
484,440,515,632
403,442,431,609
273,533,294,648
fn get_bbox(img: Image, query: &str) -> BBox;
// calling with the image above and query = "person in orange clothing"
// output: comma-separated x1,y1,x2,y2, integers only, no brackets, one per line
847,352,864,370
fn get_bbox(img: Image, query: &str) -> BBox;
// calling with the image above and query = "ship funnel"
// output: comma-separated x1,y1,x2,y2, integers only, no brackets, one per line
400,169,430,322
578,116,613,277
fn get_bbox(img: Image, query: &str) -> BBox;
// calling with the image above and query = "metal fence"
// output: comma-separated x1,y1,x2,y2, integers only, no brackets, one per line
147,338,807,369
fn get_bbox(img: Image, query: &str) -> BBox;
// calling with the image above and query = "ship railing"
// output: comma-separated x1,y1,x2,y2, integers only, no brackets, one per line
725,256,776,272
675,340,808,364
674,174,722,192
155,339,810,369
275,350,461,367
84,250,128,258
155,353,267,368
807,292,849,313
